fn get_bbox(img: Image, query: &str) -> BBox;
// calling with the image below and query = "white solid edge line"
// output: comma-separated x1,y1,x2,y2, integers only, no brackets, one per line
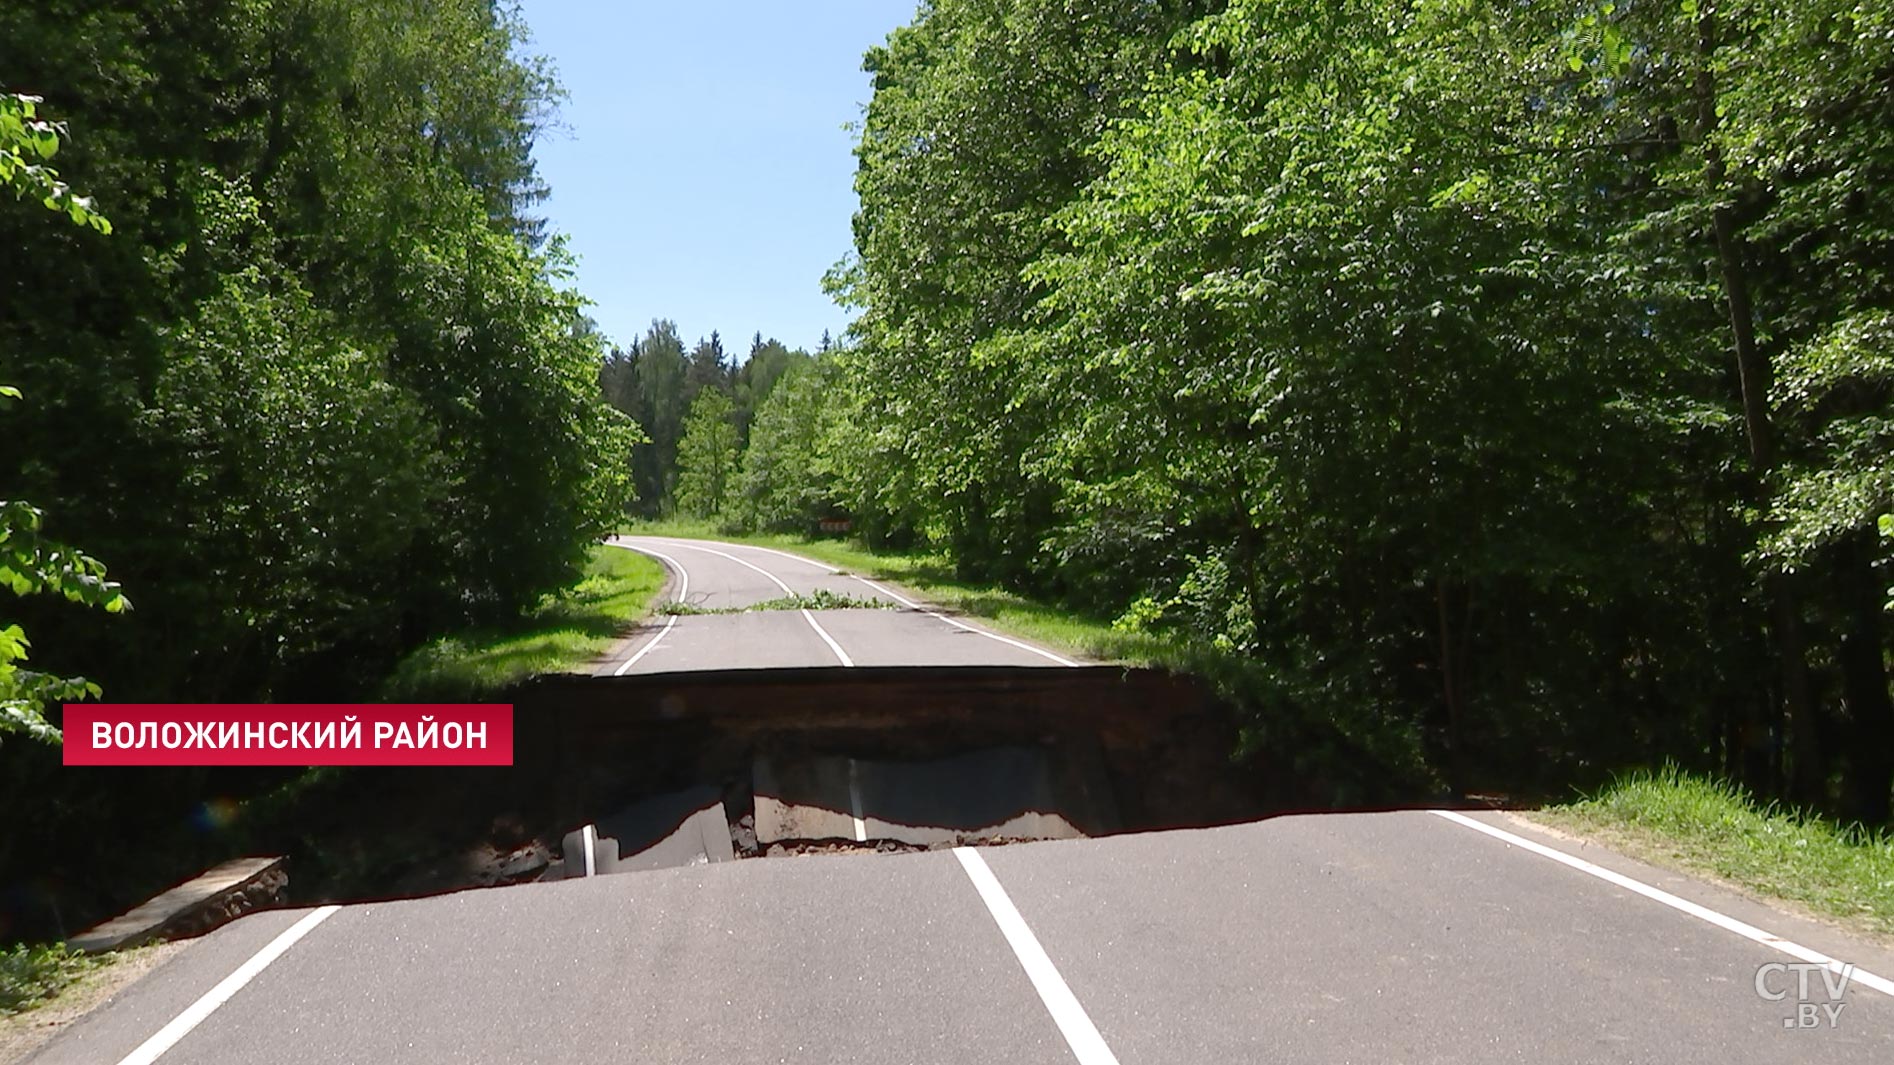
640,539,796,596
1430,810,1894,998
644,535,841,573
852,575,1080,667
846,574,923,609
612,615,675,676
605,543,690,676
802,608,855,667
116,905,341,1065
641,539,856,666
953,848,1121,1065
848,759,868,842
606,541,691,604
628,536,1078,667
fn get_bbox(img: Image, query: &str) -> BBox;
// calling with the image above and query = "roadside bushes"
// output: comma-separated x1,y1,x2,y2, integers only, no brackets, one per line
0,0,633,705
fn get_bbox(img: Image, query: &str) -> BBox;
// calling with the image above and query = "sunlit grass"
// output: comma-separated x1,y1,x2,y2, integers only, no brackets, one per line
380,545,667,700
0,942,99,1017
1537,765,1894,937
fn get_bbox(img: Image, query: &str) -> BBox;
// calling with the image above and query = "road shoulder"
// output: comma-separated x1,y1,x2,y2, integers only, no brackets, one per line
1501,809,1894,970
0,942,185,1065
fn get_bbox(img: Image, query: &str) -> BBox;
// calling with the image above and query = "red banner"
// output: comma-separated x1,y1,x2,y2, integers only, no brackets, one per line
61,704,514,766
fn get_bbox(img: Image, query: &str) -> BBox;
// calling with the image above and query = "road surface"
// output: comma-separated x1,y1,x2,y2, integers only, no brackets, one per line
595,535,1079,673
28,539,1894,1062
33,810,1894,1064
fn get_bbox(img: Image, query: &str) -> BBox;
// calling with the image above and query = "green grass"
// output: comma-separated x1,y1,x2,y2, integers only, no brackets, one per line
0,942,99,1017
380,544,667,699
1536,766,1894,937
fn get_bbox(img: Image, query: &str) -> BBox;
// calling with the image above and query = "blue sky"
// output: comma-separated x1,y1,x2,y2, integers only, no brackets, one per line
517,3,911,356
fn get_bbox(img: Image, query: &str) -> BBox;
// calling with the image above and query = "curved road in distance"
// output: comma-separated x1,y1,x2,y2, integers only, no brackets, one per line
595,534,1079,674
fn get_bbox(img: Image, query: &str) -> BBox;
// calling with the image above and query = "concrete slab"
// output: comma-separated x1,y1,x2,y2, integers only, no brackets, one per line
753,746,1117,846
557,826,599,878
69,856,286,953
594,787,734,873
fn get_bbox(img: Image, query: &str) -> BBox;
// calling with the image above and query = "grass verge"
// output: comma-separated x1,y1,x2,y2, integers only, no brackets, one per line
0,942,181,1065
1533,766,1894,939
380,544,667,700
0,944,97,1018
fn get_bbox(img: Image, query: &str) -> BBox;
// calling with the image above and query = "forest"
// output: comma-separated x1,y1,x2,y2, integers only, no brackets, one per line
656,0,1894,822
0,0,657,943
1,0,633,729
597,323,823,521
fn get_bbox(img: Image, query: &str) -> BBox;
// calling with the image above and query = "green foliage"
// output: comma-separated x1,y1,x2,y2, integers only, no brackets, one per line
0,0,633,706
1764,313,1894,575
1,91,122,744
601,325,809,515
831,0,1220,581
675,387,740,519
0,501,128,743
734,334,803,444
0,93,109,233
767,0,1894,809
1544,766,1894,936
380,544,666,701
0,941,99,1016
735,356,847,532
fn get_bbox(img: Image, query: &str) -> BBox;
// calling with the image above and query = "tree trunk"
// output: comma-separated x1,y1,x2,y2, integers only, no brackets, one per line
1437,575,1465,796
1229,465,1269,648
1696,10,1824,806
1768,573,1824,806
1837,537,1894,825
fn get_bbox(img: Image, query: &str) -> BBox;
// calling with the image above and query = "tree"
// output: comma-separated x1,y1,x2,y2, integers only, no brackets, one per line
836,0,1215,586
686,331,731,401
819,0,1894,815
737,356,844,532
675,388,740,519
0,1,631,700
622,320,689,512
734,335,803,445
1,91,124,743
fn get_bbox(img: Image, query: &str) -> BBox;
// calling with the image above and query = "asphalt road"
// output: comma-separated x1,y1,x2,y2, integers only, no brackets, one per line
36,810,1894,1064
32,542,1894,1061
595,535,1078,673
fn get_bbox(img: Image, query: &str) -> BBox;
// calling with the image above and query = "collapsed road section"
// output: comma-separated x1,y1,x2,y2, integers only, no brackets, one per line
530,664,1258,877
498,664,1414,880
62,663,1419,943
